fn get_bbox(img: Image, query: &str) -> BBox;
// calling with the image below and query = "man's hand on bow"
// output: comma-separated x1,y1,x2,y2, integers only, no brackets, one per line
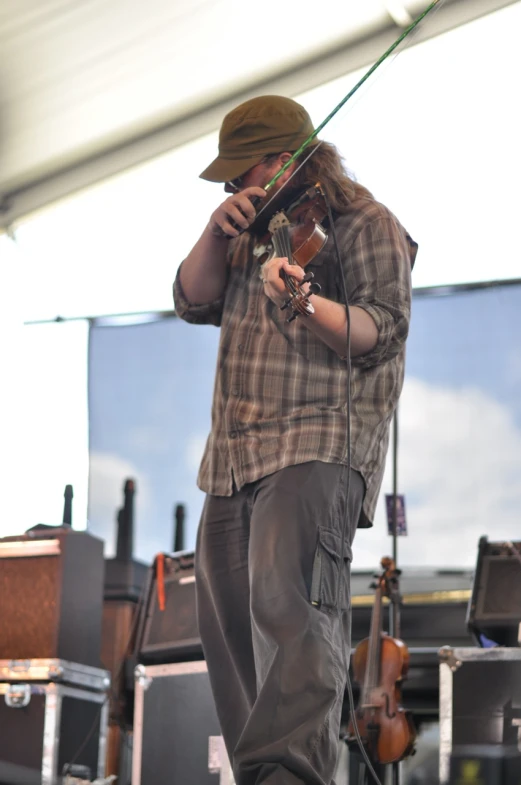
208,187,266,238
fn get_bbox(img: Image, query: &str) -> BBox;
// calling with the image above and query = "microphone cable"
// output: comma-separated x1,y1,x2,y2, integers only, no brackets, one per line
325,194,384,785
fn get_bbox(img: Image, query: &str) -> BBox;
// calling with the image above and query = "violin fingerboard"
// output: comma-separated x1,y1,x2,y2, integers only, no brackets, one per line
272,225,293,263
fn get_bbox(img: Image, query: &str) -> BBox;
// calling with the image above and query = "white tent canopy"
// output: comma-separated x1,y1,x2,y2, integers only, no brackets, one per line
0,0,516,229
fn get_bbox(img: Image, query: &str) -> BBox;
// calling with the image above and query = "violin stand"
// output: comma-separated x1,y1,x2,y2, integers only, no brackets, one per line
344,720,402,785
347,745,386,785
344,412,407,785
388,410,404,785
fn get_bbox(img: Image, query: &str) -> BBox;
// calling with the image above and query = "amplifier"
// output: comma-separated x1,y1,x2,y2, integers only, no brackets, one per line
136,551,202,664
467,537,521,646
0,528,105,667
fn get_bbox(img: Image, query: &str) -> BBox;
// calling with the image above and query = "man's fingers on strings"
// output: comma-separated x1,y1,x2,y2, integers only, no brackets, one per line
281,259,304,280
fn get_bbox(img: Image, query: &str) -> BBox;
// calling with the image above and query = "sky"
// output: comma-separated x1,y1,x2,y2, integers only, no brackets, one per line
87,318,219,558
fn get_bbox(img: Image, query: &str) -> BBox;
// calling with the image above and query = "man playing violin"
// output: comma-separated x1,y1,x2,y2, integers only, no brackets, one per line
173,95,416,785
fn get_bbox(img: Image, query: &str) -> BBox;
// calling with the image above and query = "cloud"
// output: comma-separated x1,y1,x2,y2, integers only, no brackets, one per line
354,378,521,568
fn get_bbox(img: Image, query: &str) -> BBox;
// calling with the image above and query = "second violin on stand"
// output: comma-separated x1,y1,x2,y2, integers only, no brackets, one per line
346,556,416,774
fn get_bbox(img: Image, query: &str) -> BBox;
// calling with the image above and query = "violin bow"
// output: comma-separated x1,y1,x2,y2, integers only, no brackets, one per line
261,0,443,196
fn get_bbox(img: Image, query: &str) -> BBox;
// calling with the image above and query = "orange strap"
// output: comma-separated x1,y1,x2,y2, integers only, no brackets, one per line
156,553,166,611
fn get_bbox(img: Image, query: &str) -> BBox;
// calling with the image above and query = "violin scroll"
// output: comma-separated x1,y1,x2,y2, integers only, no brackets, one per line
280,271,321,322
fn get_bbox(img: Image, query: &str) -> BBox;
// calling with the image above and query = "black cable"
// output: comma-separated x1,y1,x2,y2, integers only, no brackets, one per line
61,700,106,780
325,196,384,785
62,575,149,777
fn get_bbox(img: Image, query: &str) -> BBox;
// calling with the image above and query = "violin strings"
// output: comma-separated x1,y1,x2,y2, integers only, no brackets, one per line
281,225,292,263
273,225,295,290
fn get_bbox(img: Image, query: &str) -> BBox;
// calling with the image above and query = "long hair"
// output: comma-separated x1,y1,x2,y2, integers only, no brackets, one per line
290,141,373,214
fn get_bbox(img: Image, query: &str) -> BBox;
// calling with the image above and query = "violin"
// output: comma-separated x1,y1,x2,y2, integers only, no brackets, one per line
346,556,416,764
252,184,329,322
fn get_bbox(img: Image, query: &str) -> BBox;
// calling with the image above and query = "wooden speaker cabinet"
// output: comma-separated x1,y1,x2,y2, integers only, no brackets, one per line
101,557,148,716
101,556,147,781
0,528,104,667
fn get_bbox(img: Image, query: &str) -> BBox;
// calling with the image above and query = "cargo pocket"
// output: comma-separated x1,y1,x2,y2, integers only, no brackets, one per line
310,526,352,611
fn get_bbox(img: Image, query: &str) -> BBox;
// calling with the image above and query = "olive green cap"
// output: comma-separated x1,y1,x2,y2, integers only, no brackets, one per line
200,95,315,183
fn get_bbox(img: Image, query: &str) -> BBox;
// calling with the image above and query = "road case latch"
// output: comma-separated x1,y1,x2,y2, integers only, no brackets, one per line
5,683,31,708
439,645,462,672
135,664,152,690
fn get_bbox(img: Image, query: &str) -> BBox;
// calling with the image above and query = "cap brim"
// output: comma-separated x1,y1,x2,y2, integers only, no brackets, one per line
199,153,267,183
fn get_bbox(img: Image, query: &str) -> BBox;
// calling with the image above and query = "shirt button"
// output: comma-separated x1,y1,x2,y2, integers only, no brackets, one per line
232,389,240,397
238,343,243,350
229,431,237,439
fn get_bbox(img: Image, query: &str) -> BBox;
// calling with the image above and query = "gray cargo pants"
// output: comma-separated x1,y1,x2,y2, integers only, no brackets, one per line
195,461,364,785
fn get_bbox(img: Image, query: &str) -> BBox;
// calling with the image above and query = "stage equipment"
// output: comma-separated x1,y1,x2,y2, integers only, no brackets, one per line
62,483,73,526
0,658,110,783
449,745,521,785
173,503,186,552
0,528,104,666
102,479,148,685
101,478,147,780
467,537,521,646
132,660,229,785
439,646,521,783
135,551,200,664
104,479,148,606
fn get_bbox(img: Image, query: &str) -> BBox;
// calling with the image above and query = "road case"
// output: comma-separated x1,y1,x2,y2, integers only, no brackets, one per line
0,658,110,785
439,646,521,783
132,660,233,785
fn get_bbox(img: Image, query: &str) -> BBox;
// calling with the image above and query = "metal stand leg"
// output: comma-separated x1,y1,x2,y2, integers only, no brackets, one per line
348,746,386,785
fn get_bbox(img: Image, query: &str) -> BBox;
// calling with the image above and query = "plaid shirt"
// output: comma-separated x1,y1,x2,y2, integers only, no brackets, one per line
173,196,416,527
